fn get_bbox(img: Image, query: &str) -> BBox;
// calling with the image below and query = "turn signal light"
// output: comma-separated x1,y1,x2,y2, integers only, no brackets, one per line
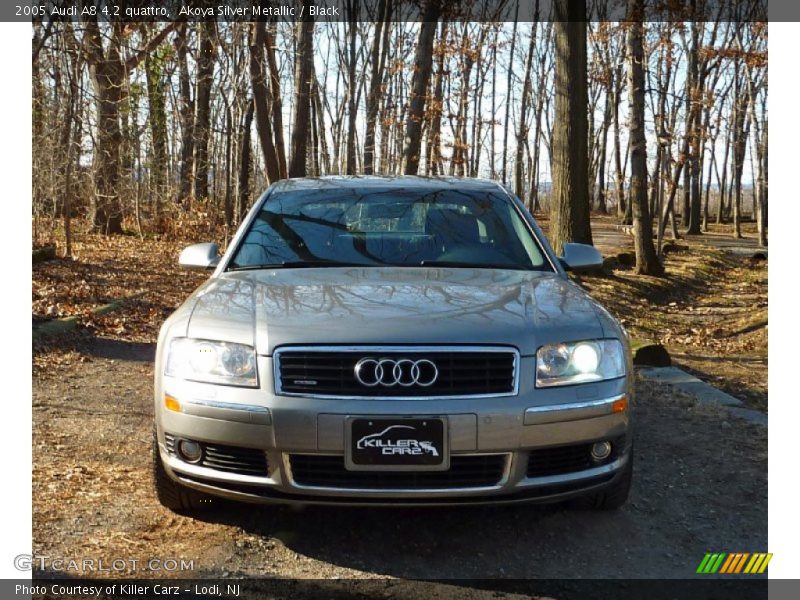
164,394,181,412
612,396,628,413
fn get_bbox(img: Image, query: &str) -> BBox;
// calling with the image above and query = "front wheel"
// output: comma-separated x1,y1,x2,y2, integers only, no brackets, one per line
570,446,633,510
152,429,216,513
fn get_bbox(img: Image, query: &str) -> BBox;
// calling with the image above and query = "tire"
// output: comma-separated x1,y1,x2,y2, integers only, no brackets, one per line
152,429,215,513
570,446,634,510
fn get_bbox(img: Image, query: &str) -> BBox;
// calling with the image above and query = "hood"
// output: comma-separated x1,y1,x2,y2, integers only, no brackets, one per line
185,267,606,356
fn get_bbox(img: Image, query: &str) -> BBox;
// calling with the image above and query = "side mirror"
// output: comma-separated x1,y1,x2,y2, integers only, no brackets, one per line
179,242,220,270
559,243,603,272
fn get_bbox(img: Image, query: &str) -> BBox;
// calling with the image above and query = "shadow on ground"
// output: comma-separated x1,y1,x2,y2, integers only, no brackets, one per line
89,338,156,362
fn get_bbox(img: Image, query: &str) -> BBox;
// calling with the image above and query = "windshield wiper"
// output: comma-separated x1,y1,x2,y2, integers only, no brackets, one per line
228,260,372,271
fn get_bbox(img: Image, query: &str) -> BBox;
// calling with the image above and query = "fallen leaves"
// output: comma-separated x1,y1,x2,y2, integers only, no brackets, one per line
577,232,767,410
33,222,208,374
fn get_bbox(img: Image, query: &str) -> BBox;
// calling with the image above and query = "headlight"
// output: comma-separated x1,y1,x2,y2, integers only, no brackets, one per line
536,339,625,387
165,338,258,387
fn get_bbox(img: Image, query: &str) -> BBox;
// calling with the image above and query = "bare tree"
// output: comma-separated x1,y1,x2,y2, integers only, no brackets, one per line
501,1,520,185
174,23,194,206
289,4,315,178
515,15,538,201
549,0,592,254
425,21,449,175
264,22,288,178
238,99,254,222
364,0,393,174
626,1,663,275
345,0,360,174
250,22,282,184
143,32,168,218
31,5,764,253
79,20,175,233
402,0,443,175
193,22,216,202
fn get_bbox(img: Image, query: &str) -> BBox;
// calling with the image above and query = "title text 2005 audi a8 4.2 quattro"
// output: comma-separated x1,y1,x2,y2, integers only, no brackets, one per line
153,176,633,511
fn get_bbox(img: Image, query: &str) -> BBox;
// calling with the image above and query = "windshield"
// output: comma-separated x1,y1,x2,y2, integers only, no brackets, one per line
228,186,550,271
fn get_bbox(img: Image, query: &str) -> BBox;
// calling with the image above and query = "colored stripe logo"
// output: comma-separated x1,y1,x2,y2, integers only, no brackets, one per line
697,552,772,574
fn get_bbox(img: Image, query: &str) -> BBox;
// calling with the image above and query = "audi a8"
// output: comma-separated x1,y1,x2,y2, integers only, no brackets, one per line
154,176,633,510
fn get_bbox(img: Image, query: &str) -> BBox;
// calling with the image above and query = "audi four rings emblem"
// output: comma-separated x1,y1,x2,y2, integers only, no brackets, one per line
354,358,439,387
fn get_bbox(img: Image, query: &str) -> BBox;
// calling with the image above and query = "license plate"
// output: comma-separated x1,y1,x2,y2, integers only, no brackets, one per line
345,417,448,471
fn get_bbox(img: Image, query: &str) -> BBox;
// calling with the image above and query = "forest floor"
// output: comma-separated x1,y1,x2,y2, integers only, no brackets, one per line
569,216,767,411
31,216,768,580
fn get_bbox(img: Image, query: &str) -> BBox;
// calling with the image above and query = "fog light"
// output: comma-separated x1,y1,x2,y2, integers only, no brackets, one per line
591,441,612,461
177,439,202,463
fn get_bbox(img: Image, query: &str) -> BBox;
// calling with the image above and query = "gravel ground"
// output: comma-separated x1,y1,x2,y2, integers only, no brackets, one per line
32,338,767,581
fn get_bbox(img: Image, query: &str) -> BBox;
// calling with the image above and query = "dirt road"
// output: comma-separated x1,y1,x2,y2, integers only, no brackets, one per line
32,338,766,580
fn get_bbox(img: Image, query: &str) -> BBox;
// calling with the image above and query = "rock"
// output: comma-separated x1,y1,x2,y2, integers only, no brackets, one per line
616,252,636,267
661,243,687,255
602,256,618,271
632,342,671,367
32,245,57,264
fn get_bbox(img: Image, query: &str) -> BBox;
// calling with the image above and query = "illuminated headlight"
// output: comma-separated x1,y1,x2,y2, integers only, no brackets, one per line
536,339,625,388
165,338,258,387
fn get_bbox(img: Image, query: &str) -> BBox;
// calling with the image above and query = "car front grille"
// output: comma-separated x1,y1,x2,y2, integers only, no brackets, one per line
165,433,268,477
274,347,517,397
289,454,508,490
526,436,626,478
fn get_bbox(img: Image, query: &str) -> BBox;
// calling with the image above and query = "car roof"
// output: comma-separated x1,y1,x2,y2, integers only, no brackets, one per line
269,175,508,195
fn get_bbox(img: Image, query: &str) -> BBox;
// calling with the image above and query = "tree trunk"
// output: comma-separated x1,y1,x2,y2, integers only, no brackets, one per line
223,101,233,228
193,22,216,201
237,100,254,222
731,77,750,239
596,98,611,214
61,44,81,257
289,6,315,178
426,20,448,176
515,21,537,200
144,44,168,218
402,1,442,175
681,110,691,224
265,22,288,178
364,0,392,174
489,27,498,179
612,74,626,221
657,141,690,253
501,1,520,184
85,22,125,234
717,112,731,224
685,21,702,234
345,0,359,175
626,1,662,275
250,22,282,184
451,24,476,177
530,39,548,212
309,80,320,176
312,78,331,173
175,23,194,206
549,0,592,254
757,116,767,246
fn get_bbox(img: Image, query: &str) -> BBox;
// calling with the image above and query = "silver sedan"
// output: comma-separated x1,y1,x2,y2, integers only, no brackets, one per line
153,176,633,511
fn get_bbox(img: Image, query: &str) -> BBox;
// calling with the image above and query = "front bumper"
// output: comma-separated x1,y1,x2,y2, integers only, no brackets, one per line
155,362,632,506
